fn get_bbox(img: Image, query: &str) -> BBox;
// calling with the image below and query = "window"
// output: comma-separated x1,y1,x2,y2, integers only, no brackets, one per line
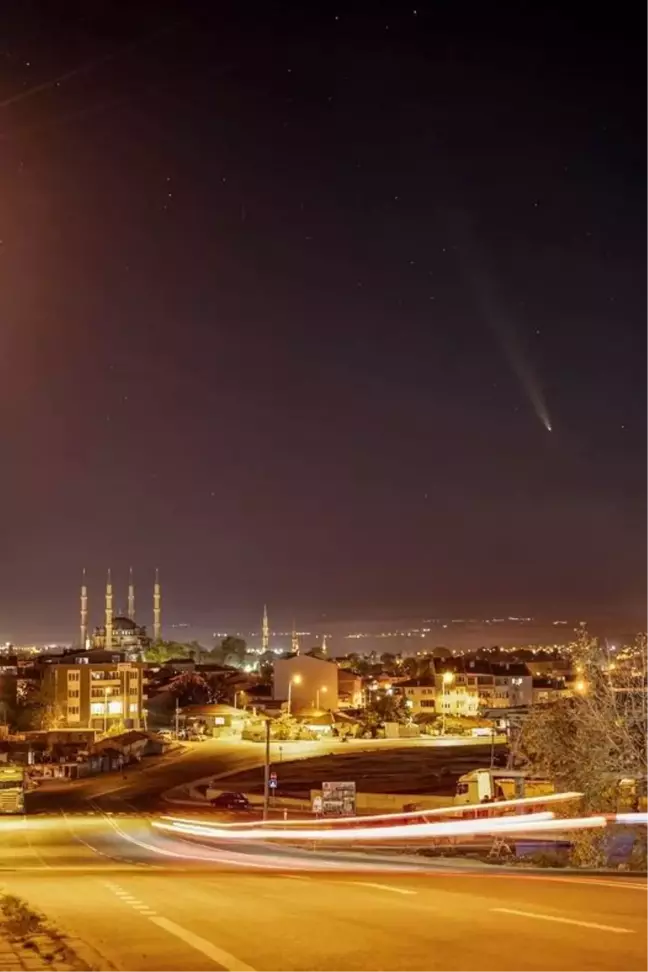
90,702,105,716
67,670,80,681
67,704,80,721
129,703,139,714
67,689,80,699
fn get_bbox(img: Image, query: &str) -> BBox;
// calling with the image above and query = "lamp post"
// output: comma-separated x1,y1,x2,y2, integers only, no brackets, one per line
316,685,327,710
104,684,110,735
287,673,302,714
441,671,454,735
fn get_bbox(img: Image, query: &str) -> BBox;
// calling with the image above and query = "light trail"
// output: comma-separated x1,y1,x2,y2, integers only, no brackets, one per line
162,791,584,831
154,811,646,847
154,811,560,843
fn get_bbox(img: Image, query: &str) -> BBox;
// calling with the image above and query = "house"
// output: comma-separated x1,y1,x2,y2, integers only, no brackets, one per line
179,703,247,737
337,669,363,708
399,679,437,715
532,676,569,704
435,660,532,713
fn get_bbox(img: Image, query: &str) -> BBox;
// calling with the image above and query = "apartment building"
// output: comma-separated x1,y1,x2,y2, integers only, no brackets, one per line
38,648,147,731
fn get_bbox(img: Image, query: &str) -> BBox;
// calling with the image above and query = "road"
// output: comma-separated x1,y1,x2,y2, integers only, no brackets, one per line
0,741,644,971
1,810,646,971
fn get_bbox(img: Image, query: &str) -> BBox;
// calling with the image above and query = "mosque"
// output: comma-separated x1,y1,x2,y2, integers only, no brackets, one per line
79,568,162,657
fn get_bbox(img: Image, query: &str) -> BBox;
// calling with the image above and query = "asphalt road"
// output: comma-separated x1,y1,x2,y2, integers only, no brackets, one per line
1,810,646,971
2,741,645,971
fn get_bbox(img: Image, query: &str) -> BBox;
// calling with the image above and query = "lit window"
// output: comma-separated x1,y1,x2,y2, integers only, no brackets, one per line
90,702,104,715
129,703,138,713
108,700,122,715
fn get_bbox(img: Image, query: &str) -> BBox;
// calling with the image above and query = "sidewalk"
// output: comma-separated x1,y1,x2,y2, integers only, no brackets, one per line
0,917,102,972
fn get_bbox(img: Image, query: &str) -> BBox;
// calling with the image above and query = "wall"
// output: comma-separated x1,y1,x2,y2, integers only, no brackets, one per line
273,655,339,711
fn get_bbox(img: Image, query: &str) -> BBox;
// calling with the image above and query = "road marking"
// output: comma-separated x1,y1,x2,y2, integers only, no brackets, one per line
492,908,634,934
150,916,255,971
352,881,417,896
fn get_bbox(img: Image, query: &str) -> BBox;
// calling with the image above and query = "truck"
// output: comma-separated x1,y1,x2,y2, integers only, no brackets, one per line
454,768,553,806
0,763,26,814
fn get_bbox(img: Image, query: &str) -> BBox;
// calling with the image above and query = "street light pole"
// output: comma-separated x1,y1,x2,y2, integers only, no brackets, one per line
441,671,454,736
263,718,271,820
287,673,302,715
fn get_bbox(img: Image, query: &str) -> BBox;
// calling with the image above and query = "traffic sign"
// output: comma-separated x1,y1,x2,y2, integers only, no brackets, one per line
269,779,277,789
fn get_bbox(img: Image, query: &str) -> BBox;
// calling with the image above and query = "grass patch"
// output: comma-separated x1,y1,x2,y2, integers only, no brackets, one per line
222,744,505,797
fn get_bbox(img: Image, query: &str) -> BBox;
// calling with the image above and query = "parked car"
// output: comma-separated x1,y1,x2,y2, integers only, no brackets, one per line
210,791,252,811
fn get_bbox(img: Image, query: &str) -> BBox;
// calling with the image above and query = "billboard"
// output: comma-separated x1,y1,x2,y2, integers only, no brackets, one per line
321,780,356,816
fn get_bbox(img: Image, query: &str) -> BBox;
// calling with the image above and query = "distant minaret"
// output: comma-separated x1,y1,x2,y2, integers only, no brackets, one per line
321,634,328,655
105,569,113,650
261,605,269,652
153,568,161,642
291,620,300,655
80,569,88,650
127,567,135,621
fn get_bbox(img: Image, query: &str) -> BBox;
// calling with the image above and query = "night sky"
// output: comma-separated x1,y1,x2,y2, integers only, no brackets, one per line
0,2,645,643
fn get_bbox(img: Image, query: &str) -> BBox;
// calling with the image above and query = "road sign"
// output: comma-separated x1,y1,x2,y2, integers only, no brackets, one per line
312,795,323,814
269,771,277,789
321,781,356,816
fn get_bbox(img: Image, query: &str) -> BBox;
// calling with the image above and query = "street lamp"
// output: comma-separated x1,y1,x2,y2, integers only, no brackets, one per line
287,673,302,714
441,671,455,736
574,678,587,695
316,685,328,710
103,684,110,735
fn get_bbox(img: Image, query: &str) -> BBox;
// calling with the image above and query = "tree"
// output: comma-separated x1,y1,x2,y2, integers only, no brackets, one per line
211,636,247,668
167,672,212,707
519,627,647,866
11,679,63,732
144,641,191,664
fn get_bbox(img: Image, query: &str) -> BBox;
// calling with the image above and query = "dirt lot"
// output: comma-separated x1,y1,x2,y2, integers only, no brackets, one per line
221,743,506,798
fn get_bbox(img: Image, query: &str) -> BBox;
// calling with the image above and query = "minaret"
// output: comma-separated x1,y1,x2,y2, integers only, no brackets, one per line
153,568,161,642
80,569,88,650
127,567,135,621
291,620,300,655
261,605,269,652
105,569,113,650
321,634,328,655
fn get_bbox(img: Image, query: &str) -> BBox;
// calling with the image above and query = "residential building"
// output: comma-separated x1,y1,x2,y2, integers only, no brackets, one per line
399,679,437,715
337,669,363,708
37,648,147,731
435,660,532,713
273,654,339,711
532,676,570,704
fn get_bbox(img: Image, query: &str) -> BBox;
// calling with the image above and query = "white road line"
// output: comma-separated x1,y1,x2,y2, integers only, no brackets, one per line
555,878,647,892
492,907,634,934
352,881,417,896
150,916,255,972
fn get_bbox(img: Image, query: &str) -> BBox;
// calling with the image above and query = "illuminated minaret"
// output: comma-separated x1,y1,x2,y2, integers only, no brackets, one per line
261,605,269,652
291,620,300,655
153,568,161,642
105,569,113,650
80,569,88,650
321,634,328,656
127,567,135,621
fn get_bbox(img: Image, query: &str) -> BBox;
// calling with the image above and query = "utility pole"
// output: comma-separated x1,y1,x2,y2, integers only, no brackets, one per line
263,718,271,820
175,697,180,739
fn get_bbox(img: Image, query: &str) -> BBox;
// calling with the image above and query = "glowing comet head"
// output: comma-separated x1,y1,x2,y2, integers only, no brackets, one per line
545,419,552,432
